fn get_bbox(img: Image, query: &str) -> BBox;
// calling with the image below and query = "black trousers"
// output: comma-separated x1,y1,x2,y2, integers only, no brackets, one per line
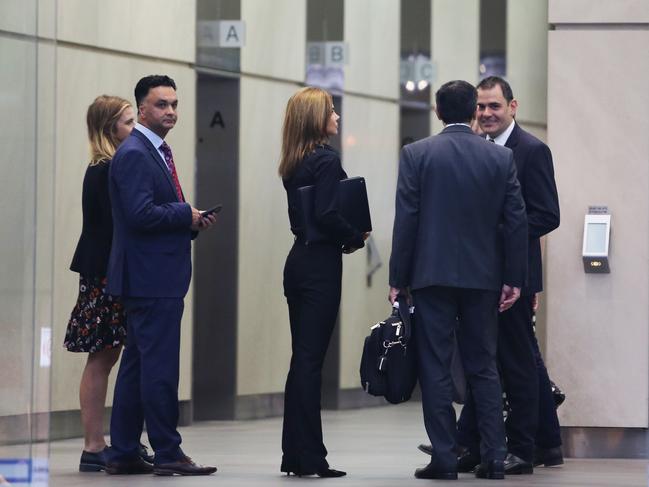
457,294,547,462
414,286,506,469
281,241,342,473
530,324,562,449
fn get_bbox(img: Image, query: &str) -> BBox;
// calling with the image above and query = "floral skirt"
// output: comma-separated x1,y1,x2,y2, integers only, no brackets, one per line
64,275,127,353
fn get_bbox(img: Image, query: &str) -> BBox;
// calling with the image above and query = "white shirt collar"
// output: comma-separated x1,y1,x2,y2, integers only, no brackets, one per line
488,120,516,146
445,123,472,128
135,123,168,165
135,122,165,150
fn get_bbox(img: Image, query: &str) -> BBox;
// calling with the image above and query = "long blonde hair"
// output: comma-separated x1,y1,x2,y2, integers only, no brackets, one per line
278,87,332,178
87,95,132,166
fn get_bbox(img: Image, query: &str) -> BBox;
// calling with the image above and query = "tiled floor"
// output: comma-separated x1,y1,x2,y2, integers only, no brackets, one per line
43,402,647,486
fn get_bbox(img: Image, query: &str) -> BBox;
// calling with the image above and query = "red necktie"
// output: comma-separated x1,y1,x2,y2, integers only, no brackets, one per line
159,141,184,202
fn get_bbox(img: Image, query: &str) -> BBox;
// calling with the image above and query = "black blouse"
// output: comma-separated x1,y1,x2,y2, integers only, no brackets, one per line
69,161,114,277
283,144,364,249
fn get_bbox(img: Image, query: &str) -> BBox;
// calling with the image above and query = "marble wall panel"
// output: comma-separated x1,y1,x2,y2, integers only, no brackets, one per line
0,0,37,36
56,0,195,62
546,28,649,427
338,95,399,389
344,0,400,100
236,77,298,395
240,0,305,82
549,0,649,24
507,0,548,125
430,0,479,133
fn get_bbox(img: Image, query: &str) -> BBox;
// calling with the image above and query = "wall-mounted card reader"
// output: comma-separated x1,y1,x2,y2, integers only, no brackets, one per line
582,207,610,273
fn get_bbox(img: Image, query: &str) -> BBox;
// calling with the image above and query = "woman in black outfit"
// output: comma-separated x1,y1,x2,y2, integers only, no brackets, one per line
64,95,151,471
279,87,369,478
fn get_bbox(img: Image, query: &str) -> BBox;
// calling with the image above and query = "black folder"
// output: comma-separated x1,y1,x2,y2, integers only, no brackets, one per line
297,176,372,244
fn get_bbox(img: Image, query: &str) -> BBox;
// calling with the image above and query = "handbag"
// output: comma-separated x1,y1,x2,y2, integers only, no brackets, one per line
359,295,417,404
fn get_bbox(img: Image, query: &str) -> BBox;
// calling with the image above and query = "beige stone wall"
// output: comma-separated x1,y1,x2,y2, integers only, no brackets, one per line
546,0,649,427
236,76,297,396
430,0,480,133
338,95,399,389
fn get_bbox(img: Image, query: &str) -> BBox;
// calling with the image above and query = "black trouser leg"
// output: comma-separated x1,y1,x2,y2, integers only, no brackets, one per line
281,243,341,473
456,289,507,462
456,388,482,456
414,286,505,467
531,331,562,448
498,295,539,462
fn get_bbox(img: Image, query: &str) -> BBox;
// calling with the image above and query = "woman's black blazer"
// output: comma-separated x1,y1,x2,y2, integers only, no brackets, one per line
69,161,113,277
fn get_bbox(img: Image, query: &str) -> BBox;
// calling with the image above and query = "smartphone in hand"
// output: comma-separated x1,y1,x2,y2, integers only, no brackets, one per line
201,204,223,218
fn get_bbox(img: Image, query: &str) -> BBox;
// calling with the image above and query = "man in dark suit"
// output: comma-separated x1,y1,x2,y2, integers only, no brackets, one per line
453,76,561,475
389,80,528,480
106,75,217,476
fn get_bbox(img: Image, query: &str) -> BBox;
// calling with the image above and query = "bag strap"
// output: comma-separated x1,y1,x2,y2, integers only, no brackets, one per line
397,295,413,344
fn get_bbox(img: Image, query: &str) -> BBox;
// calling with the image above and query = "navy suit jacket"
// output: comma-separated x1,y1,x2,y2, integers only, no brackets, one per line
107,128,194,298
389,124,528,292
506,123,560,295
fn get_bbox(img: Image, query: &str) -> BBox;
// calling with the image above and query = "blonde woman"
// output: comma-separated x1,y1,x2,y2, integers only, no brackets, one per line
279,87,369,478
65,95,151,471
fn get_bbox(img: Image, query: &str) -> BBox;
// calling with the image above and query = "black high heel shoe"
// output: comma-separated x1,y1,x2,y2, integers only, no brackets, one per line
284,468,347,478
316,468,346,478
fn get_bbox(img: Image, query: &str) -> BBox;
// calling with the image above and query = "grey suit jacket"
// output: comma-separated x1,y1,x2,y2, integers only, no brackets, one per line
389,124,527,292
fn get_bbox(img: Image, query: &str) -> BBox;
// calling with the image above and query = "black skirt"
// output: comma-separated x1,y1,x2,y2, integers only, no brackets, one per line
64,275,126,353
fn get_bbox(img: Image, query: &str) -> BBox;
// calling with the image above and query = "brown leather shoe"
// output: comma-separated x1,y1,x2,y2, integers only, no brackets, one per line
106,456,154,475
153,456,217,476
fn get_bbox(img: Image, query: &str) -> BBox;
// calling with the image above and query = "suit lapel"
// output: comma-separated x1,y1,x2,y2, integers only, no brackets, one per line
505,122,520,150
132,129,178,199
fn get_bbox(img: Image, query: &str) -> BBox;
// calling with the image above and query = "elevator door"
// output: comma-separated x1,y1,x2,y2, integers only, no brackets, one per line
193,74,239,420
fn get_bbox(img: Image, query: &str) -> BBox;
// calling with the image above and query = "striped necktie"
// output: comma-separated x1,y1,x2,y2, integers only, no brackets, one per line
159,141,184,202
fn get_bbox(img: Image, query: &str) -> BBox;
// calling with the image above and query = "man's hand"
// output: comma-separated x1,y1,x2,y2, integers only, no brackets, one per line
190,207,218,231
471,117,484,136
499,284,520,313
532,293,539,312
388,287,400,305
190,206,202,230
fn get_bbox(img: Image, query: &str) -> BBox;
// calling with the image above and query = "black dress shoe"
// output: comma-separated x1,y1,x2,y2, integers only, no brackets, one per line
79,448,108,472
414,461,458,480
534,446,564,467
106,456,154,475
457,448,481,473
138,443,154,464
475,460,504,480
504,453,533,474
417,443,433,455
153,456,217,476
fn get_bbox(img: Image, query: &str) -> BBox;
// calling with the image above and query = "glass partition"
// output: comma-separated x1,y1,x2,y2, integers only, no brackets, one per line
0,0,56,485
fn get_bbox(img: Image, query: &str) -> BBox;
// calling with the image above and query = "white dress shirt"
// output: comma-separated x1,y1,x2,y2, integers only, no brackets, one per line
487,119,515,146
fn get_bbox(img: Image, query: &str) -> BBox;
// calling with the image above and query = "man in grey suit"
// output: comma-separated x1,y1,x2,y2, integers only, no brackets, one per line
389,80,528,480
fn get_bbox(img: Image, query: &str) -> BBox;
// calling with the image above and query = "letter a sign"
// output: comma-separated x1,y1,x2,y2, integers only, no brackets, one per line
219,21,245,48
197,21,245,48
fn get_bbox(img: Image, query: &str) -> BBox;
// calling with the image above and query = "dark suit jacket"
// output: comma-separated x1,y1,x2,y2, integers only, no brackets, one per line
106,128,193,298
389,124,527,292
70,162,114,277
506,123,560,295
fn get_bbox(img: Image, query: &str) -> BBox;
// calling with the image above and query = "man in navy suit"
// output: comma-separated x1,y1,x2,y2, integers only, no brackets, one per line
453,76,561,475
389,80,528,480
106,75,217,476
